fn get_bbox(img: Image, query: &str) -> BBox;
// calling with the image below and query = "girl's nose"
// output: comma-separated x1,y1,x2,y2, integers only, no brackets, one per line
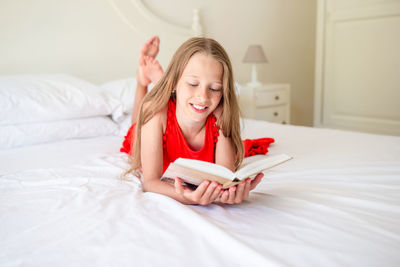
196,85,209,100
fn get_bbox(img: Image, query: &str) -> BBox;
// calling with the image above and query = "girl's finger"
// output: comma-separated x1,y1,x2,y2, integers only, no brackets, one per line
174,177,184,195
193,180,210,198
235,182,245,203
211,185,222,202
227,186,236,204
201,181,218,202
250,173,264,190
220,190,229,203
244,178,251,199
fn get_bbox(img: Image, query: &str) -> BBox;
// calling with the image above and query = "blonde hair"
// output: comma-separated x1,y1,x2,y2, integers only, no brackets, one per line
128,37,244,173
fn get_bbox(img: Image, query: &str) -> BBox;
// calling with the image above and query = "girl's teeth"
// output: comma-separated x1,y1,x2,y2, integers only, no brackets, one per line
192,104,206,110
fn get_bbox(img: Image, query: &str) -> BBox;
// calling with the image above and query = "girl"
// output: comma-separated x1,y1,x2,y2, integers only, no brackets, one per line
122,36,273,205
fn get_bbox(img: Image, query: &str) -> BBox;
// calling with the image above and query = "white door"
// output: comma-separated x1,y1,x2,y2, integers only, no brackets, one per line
314,0,400,136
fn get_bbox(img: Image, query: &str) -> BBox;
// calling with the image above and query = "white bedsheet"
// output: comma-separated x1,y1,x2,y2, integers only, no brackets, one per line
0,136,123,175
1,120,399,267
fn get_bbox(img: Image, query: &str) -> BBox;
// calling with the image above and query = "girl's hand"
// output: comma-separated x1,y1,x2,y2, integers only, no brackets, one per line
174,178,222,205
219,173,264,204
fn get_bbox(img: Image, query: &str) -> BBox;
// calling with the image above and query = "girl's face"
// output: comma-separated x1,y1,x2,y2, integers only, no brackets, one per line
175,52,223,124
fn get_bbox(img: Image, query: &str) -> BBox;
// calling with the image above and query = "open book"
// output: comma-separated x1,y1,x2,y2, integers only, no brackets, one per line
162,154,292,189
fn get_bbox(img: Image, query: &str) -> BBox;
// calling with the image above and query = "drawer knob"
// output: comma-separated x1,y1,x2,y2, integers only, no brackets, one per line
273,112,278,116
275,95,280,100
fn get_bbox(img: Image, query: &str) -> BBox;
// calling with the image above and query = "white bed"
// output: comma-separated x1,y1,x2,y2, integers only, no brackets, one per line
1,90,399,266
1,3,399,266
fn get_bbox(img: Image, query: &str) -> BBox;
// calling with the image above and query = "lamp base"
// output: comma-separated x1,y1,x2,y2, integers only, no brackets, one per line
247,64,262,88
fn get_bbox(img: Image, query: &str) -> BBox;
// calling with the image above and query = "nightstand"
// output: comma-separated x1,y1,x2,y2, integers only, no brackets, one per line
238,83,291,124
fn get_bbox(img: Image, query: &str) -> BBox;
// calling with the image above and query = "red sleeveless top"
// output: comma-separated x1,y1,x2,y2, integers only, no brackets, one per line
120,98,219,173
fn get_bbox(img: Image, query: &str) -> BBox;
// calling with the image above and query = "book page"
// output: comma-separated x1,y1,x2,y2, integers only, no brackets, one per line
163,163,232,187
235,154,292,179
174,158,236,180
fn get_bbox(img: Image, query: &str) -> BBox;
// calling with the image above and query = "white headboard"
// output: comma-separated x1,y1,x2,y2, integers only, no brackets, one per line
0,0,203,84
108,0,202,37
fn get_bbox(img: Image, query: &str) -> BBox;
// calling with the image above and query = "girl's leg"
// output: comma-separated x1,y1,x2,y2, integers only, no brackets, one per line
132,59,149,124
132,57,164,123
142,56,163,84
131,36,162,124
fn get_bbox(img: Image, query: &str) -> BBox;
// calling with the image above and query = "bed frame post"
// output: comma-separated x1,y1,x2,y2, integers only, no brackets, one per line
191,9,203,37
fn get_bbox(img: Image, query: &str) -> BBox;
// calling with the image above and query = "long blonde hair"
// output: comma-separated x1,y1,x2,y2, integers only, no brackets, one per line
129,37,244,172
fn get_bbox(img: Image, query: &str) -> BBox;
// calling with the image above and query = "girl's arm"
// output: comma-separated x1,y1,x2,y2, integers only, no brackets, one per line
140,108,221,205
213,104,236,171
214,129,236,171
214,119,263,204
131,82,148,124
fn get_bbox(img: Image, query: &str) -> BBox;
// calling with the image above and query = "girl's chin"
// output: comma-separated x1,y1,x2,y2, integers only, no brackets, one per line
187,109,210,123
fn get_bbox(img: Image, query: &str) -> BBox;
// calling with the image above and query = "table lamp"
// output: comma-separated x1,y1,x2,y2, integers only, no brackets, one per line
243,45,268,87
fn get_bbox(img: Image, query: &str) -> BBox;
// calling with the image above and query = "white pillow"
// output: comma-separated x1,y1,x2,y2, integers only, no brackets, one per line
0,116,119,149
0,74,119,126
100,78,137,116
100,77,155,120
117,113,133,137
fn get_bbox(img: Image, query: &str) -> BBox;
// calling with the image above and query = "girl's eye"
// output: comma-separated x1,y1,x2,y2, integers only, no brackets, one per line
188,83,197,87
210,88,221,92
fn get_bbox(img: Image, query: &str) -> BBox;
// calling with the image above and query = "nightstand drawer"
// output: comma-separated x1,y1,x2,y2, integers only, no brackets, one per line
238,83,291,124
253,105,288,124
254,89,288,107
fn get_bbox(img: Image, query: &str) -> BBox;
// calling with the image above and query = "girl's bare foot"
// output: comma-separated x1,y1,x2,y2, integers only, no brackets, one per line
137,56,151,86
137,56,163,86
144,56,163,84
137,36,161,86
140,36,160,58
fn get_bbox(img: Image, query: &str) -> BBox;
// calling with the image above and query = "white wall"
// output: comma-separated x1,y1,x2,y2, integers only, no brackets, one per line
0,0,316,126
0,0,146,84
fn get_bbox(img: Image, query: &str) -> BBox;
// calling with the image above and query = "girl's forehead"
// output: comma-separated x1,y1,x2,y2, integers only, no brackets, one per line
182,53,223,81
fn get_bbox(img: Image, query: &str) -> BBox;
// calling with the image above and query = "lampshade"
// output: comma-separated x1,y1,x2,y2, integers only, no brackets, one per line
243,45,268,63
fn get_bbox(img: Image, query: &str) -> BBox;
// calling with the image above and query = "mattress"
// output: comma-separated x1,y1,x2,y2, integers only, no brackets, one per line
1,119,399,267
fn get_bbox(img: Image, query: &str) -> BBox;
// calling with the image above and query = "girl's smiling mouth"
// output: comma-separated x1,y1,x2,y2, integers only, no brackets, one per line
190,103,208,112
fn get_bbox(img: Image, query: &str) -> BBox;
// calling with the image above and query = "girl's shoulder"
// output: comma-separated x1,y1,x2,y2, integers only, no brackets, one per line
142,100,168,132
